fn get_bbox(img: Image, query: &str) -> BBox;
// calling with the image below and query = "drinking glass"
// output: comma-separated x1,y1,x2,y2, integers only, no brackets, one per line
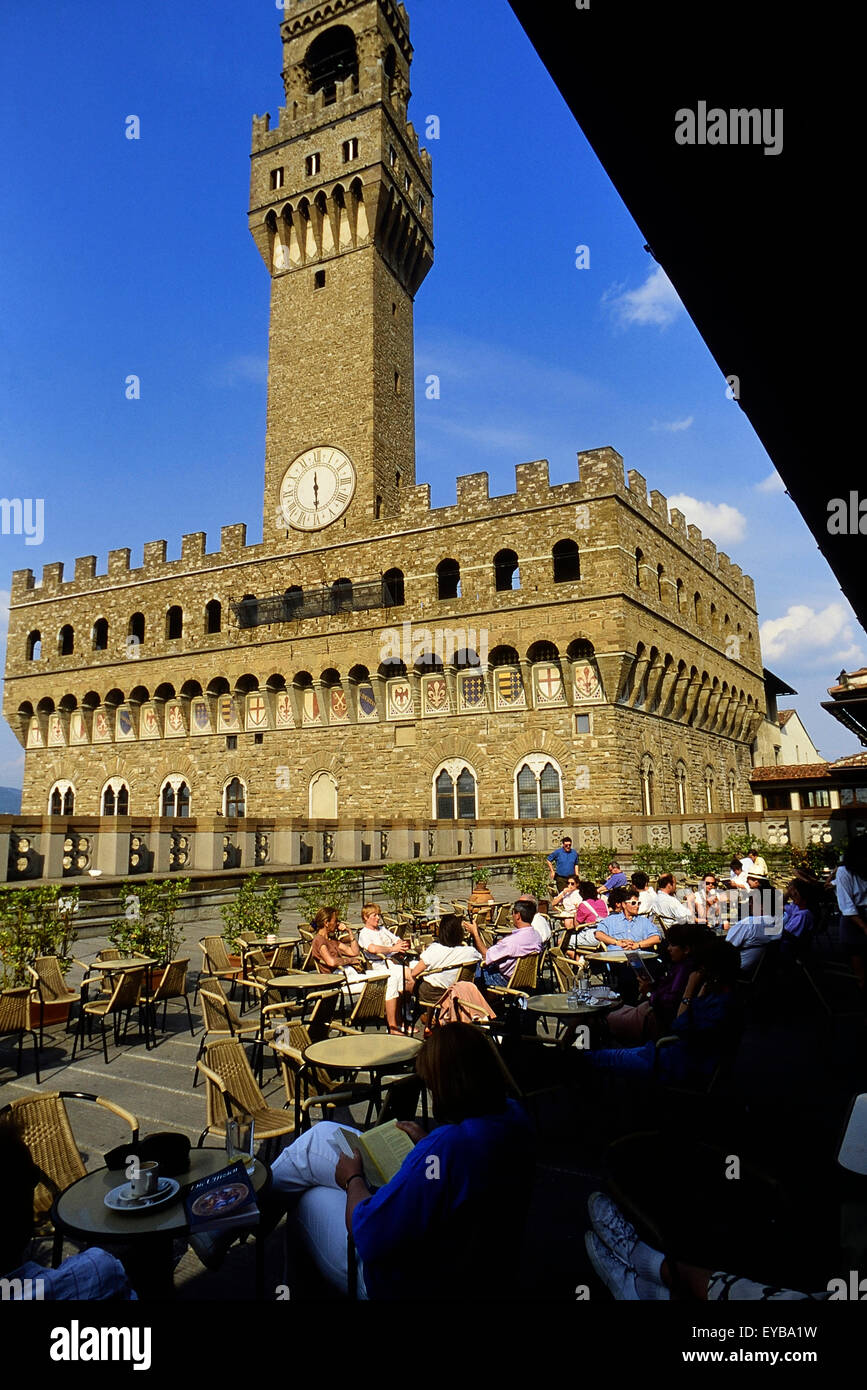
226,1117,256,1174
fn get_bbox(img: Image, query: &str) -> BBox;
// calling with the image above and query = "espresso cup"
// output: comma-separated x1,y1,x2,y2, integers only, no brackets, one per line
129,1160,159,1198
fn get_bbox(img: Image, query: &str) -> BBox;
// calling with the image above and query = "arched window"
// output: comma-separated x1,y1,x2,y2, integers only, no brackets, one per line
59,624,74,656
224,777,246,818
694,592,703,625
49,782,75,816
552,539,580,583
330,578,353,612
102,780,130,816
657,565,665,602
640,754,654,816
205,600,222,634
675,579,684,612
433,761,477,820
128,612,145,644
515,757,564,819
436,558,461,600
304,25,359,103
166,606,183,640
635,548,643,588
382,568,405,607
674,760,688,815
93,618,109,651
494,549,520,591
26,631,41,661
161,778,191,818
727,769,737,813
309,771,338,818
704,766,715,814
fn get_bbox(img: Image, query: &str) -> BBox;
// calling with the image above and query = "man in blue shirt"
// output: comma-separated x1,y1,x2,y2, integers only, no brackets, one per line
603,861,628,892
548,836,579,891
594,887,662,951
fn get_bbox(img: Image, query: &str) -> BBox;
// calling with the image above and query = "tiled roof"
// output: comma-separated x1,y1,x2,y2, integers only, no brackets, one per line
830,752,867,769
777,709,796,726
749,763,832,782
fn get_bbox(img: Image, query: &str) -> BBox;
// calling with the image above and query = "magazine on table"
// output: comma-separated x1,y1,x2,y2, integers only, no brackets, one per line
184,1161,259,1235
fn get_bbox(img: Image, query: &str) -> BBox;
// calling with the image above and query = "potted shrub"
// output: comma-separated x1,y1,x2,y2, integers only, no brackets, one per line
0,885,80,1025
220,872,284,961
109,878,188,982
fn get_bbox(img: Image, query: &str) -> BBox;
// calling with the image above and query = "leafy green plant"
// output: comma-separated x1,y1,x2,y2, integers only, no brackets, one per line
0,884,80,987
632,843,685,879
508,855,553,902
380,862,439,915
295,868,360,925
110,878,188,964
576,846,618,888
217,872,285,953
790,841,840,877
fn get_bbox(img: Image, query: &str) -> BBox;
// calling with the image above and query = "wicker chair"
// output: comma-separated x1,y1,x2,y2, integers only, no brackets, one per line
195,987,264,1085
486,951,540,1016
268,944,296,974
345,974,388,1031
29,955,81,1037
196,1037,296,1153
0,987,42,1083
143,958,194,1038
0,1090,138,1262
71,966,149,1062
197,936,243,1000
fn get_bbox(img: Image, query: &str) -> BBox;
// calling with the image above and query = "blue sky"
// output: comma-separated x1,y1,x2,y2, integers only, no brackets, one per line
0,0,862,787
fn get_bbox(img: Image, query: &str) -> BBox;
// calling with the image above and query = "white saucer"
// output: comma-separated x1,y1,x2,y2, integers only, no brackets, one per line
105,1177,180,1212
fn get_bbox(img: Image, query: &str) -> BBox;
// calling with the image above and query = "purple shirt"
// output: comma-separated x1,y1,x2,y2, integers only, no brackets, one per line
485,926,541,980
603,872,628,891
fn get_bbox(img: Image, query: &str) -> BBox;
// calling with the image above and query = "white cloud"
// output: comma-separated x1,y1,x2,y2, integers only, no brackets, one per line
209,354,268,388
756,470,786,494
667,493,747,546
651,415,694,433
760,602,864,665
602,265,684,329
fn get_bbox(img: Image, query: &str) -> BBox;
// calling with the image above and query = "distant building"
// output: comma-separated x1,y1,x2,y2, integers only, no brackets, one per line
823,668,867,748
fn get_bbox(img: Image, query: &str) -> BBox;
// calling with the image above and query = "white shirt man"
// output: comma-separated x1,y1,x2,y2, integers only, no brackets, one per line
653,875,690,927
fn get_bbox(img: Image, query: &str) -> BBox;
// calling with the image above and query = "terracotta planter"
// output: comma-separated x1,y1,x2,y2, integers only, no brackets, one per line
227,955,242,970
35,999,71,1027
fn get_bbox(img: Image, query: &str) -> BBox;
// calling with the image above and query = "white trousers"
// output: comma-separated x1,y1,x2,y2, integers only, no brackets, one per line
272,1122,368,1297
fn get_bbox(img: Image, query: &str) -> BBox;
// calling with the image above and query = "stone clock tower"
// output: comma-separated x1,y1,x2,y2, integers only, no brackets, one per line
249,0,434,543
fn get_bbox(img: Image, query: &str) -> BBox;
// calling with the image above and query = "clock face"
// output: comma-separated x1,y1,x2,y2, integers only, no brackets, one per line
279,447,356,531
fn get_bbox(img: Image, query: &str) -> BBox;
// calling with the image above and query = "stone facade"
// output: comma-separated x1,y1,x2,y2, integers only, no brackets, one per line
2,0,766,850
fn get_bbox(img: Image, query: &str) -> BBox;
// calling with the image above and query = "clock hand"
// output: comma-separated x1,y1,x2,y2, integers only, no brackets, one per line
313,472,319,507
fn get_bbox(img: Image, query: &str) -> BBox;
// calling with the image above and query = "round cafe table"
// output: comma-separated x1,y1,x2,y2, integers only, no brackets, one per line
291,1033,422,1131
270,970,345,993
52,1148,271,1300
527,991,620,1045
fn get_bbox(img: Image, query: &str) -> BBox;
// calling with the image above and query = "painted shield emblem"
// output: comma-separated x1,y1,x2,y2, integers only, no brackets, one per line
168,705,183,731
95,711,108,737
194,700,210,729
496,670,522,705
535,664,563,704
143,709,158,734
220,697,237,728
426,678,447,711
390,683,411,714
247,695,267,727
276,694,291,725
358,684,377,718
574,663,601,701
330,688,347,718
303,689,320,723
118,708,133,736
461,674,485,707
76,715,86,738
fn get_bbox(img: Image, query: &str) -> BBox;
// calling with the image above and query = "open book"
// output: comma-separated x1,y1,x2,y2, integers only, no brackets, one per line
333,1121,416,1188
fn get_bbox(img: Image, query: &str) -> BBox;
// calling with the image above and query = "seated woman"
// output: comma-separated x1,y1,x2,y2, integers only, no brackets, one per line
358,902,412,1034
310,906,371,1001
271,1023,536,1299
552,875,583,917
583,937,740,1085
605,923,703,1044
564,880,609,955
409,913,482,1030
